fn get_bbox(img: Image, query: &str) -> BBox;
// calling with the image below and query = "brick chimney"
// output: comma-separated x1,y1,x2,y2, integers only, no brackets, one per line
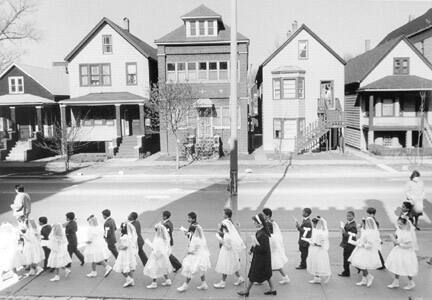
365,39,371,52
123,17,130,32
292,20,298,32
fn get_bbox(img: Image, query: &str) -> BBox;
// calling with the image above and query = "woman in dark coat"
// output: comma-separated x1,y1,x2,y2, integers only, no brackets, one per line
238,213,275,297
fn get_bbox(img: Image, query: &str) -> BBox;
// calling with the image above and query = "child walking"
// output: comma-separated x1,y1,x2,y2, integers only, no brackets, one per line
177,225,211,292
47,224,72,281
306,217,331,284
143,223,173,288
83,215,113,278
21,220,44,277
385,217,418,290
348,217,382,287
113,222,138,288
0,223,23,280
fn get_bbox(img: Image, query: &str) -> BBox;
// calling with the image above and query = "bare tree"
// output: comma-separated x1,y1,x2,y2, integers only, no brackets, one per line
0,0,39,71
150,82,197,170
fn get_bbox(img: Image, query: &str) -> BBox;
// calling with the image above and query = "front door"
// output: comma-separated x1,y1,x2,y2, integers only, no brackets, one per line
320,81,335,109
197,108,213,138
18,125,31,140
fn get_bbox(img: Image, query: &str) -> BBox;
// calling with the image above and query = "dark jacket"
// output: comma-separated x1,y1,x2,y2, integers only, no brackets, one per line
40,224,52,241
65,220,78,246
131,220,144,247
340,220,357,248
104,217,117,245
187,221,198,240
248,228,272,283
163,219,174,246
297,217,312,248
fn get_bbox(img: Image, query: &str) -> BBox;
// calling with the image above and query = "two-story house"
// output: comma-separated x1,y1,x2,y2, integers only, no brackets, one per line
345,36,432,150
63,17,158,158
256,24,346,153
0,63,69,161
155,5,250,155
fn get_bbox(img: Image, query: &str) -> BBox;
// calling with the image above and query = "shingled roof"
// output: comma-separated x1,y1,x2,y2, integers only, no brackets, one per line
379,8,432,45
181,4,222,19
359,75,432,91
64,17,157,62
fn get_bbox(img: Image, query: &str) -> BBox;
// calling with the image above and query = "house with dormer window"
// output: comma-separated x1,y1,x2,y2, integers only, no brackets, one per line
155,5,250,155
62,17,158,158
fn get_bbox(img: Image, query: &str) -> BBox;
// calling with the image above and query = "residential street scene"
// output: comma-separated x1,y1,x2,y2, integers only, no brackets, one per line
1,0,432,299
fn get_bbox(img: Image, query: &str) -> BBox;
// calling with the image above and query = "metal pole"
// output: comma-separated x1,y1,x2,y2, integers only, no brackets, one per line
229,0,238,218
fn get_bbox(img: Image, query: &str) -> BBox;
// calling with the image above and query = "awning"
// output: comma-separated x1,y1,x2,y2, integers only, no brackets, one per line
271,65,305,74
358,75,432,92
0,93,56,106
194,98,213,108
60,92,147,106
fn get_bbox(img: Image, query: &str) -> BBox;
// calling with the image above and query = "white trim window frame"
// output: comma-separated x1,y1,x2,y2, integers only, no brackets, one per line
273,77,305,100
298,40,308,59
169,61,230,82
8,76,24,94
213,105,241,129
79,63,111,86
166,63,176,82
126,62,138,85
102,35,113,54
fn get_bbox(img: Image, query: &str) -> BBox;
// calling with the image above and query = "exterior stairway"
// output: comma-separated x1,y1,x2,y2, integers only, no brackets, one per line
5,140,31,161
423,120,432,147
115,136,139,158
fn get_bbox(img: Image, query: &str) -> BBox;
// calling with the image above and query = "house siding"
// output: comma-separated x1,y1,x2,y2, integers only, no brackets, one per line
344,94,362,149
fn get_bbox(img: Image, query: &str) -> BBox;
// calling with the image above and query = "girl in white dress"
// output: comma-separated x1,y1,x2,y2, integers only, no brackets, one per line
0,223,23,280
177,225,211,292
21,220,44,277
213,219,245,288
113,222,138,288
386,217,418,290
47,223,72,281
306,217,331,284
143,223,173,288
84,215,113,278
348,217,382,287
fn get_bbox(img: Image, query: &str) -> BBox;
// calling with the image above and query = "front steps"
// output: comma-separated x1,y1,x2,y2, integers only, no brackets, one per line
5,140,31,161
115,136,139,158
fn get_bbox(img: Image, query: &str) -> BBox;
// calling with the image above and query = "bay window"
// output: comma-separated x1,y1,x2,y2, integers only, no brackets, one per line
80,64,111,86
273,77,305,99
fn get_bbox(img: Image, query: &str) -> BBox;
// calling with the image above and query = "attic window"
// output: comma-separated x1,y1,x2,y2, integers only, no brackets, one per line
187,20,217,37
298,40,308,59
8,76,24,94
102,35,112,54
394,57,409,75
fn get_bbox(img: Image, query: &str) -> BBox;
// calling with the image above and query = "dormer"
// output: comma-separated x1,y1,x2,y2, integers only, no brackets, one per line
181,5,222,37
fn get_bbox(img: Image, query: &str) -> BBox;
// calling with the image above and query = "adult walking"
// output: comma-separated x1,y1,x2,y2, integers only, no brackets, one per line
405,170,426,230
10,185,31,223
128,212,147,266
102,209,118,259
237,213,275,297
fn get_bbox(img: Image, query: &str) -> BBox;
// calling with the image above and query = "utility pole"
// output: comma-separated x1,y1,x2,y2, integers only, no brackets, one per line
229,0,238,218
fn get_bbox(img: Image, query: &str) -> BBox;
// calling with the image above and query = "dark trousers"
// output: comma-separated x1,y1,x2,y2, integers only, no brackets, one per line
138,245,148,266
378,250,385,268
42,246,50,269
343,246,355,275
299,245,309,267
107,243,118,259
66,243,84,268
169,254,182,270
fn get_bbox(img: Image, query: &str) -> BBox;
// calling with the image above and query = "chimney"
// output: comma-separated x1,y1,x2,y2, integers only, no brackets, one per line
292,20,298,32
52,61,68,74
287,29,292,38
408,14,414,22
365,39,371,52
123,17,130,32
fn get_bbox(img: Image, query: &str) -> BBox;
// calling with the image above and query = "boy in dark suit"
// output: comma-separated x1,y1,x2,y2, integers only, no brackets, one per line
162,210,182,272
295,208,312,269
181,211,198,240
366,207,385,269
338,210,357,277
128,212,147,266
39,216,52,270
64,212,84,267
102,209,118,259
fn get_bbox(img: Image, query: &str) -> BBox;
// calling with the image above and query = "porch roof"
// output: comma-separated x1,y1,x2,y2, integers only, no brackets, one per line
358,75,432,92
60,92,147,106
0,93,56,106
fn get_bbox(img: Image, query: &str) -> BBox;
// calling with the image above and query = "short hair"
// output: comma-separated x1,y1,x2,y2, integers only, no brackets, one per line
120,222,128,235
162,210,171,218
402,201,413,210
398,216,408,225
188,211,197,221
262,208,272,218
102,209,111,217
15,184,24,192
311,217,319,225
366,207,376,215
410,170,420,180
129,212,138,220
224,208,232,218
39,217,48,225
66,212,75,220
303,208,312,216
347,210,355,217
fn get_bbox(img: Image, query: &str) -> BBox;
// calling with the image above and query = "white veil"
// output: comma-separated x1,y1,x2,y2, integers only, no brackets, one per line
316,217,329,251
222,219,245,253
193,225,209,252
407,219,419,251
126,221,138,255
364,217,381,249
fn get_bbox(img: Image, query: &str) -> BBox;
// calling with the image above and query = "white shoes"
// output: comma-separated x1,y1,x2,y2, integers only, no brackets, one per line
86,271,97,278
161,279,172,286
177,282,188,292
64,268,71,278
24,269,35,277
213,281,226,289
104,266,112,277
356,277,367,286
197,281,208,290
366,275,374,287
309,277,321,284
387,279,400,289
35,266,44,276
403,281,415,290
123,276,134,288
146,282,158,289
234,276,245,286
50,275,60,282
279,275,290,285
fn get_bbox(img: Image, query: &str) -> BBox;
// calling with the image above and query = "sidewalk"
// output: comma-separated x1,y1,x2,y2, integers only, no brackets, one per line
1,231,431,300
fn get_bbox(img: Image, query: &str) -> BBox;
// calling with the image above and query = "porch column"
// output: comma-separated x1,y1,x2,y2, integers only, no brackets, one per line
10,106,16,132
394,97,400,116
0,107,6,132
60,105,67,154
115,104,122,137
375,97,382,117
139,103,145,135
36,106,42,133
368,95,374,146
406,130,413,148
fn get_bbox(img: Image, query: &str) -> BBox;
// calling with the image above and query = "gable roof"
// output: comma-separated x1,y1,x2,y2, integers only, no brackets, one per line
358,75,432,91
64,17,156,62
345,36,432,85
379,8,432,45
0,63,69,96
181,4,222,20
261,24,345,67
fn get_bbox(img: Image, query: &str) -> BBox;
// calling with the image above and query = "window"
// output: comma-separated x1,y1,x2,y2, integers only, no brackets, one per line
298,78,305,99
187,62,197,81
198,62,207,79
167,63,176,82
8,76,24,94
274,119,282,139
209,62,218,80
126,63,137,85
79,64,111,86
199,21,205,35
382,99,394,116
219,62,228,80
282,79,296,98
102,35,112,54
213,106,241,129
177,63,186,82
298,40,308,59
167,61,229,82
273,118,297,139
190,21,196,36
273,78,305,99
394,57,409,75
208,20,215,35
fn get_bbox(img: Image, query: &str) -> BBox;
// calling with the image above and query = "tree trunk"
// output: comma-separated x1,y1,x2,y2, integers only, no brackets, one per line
175,138,180,170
